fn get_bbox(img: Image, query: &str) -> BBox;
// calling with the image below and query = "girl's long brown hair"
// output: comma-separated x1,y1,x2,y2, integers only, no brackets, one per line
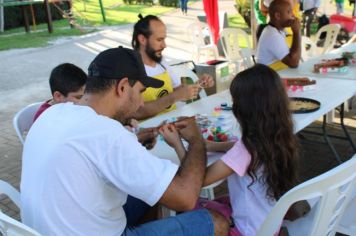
229,64,299,200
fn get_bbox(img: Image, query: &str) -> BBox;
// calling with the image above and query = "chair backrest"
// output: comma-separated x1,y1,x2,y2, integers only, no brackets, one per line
187,22,219,63
301,36,318,62
13,102,42,145
220,28,251,61
336,187,356,235
0,180,40,236
315,24,341,54
257,155,356,236
187,22,213,47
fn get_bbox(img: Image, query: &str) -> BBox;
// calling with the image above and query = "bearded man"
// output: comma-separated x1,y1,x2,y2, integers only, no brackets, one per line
131,14,214,120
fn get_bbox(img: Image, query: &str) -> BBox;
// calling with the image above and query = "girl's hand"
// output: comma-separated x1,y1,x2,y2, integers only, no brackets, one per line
159,124,182,148
159,124,187,160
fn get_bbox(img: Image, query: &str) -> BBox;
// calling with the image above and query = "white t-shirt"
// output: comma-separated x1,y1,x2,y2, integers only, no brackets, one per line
303,0,320,11
221,141,276,236
144,60,181,88
256,25,289,65
21,103,178,236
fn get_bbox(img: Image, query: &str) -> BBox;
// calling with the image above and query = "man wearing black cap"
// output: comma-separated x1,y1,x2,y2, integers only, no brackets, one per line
20,47,229,236
131,14,214,120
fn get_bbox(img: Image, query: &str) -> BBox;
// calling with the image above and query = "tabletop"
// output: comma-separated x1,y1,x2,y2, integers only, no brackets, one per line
140,77,356,163
279,43,356,80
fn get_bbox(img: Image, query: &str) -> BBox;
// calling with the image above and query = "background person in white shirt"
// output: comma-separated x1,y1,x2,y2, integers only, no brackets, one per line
256,0,301,68
21,47,229,236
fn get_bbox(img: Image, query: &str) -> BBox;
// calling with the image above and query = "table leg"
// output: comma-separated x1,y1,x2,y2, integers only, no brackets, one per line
322,114,342,163
339,103,356,152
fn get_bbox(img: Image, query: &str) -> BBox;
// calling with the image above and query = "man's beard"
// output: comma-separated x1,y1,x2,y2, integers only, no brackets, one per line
145,43,162,63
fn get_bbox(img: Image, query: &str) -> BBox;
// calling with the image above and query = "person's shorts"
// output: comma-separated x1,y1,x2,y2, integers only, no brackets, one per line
122,208,214,236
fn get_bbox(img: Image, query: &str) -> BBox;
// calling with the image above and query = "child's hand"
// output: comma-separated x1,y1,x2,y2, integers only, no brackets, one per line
136,127,158,150
159,124,182,148
159,124,186,160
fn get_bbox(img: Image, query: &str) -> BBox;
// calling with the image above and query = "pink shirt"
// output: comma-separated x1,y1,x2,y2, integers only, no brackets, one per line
221,141,276,236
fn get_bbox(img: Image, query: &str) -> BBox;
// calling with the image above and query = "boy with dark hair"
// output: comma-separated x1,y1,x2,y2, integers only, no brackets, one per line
33,63,87,121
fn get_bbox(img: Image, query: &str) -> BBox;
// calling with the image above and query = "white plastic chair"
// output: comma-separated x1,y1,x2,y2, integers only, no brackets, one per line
301,36,318,62
257,155,356,236
315,24,341,54
336,188,356,235
220,28,254,70
0,180,41,236
220,28,252,60
13,102,42,145
187,22,219,63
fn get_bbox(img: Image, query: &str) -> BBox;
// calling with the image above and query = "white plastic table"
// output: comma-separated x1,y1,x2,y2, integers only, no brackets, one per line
140,77,356,164
279,43,356,80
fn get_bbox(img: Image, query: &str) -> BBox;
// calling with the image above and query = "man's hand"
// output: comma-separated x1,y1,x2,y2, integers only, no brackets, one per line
174,117,203,144
136,127,158,150
291,18,301,34
198,74,214,88
174,84,200,101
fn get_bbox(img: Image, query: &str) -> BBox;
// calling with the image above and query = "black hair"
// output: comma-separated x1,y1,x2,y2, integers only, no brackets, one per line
85,77,137,94
131,14,161,50
49,63,87,96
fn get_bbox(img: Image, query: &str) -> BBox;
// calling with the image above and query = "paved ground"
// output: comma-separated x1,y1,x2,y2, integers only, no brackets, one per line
0,0,355,229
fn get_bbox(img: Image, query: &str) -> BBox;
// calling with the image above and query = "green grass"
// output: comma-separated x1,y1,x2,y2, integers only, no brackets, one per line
0,0,175,51
72,0,175,26
0,27,90,51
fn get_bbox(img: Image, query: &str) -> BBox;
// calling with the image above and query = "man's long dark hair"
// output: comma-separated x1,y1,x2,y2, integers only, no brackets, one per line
131,14,161,50
230,64,299,200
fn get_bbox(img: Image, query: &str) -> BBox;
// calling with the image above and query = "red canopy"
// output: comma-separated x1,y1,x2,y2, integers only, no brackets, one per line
203,0,220,44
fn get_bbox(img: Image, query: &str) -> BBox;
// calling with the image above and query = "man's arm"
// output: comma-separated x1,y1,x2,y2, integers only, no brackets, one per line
132,92,177,120
158,119,207,211
132,84,200,120
281,19,301,68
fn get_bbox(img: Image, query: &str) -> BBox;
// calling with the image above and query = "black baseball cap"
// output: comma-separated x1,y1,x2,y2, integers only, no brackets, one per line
88,46,164,88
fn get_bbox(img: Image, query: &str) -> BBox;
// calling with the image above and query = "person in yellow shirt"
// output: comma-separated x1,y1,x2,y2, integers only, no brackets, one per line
256,0,301,69
131,14,214,120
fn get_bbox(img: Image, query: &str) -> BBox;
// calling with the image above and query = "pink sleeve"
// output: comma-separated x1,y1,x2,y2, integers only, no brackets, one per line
221,140,251,176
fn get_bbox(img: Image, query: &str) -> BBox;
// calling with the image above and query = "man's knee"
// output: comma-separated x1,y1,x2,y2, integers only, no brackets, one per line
207,209,230,236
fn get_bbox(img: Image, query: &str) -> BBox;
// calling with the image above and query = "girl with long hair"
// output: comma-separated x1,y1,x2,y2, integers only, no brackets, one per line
160,64,299,235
